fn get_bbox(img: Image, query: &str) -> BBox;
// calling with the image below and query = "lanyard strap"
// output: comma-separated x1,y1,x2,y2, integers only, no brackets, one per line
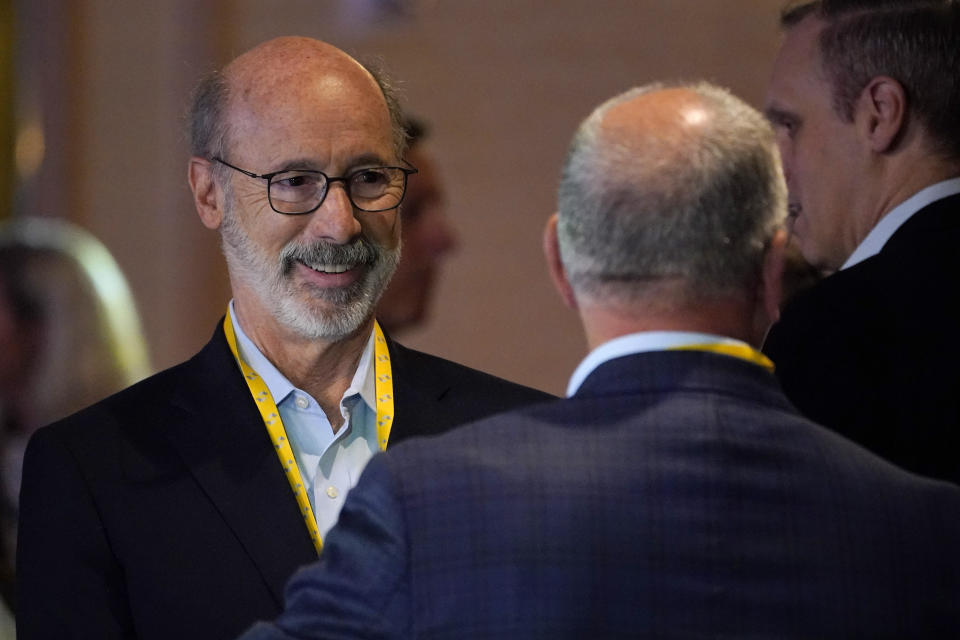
223,312,395,555
373,326,396,448
669,342,775,372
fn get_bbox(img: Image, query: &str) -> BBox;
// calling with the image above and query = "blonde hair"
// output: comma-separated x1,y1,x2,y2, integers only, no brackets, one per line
0,217,151,429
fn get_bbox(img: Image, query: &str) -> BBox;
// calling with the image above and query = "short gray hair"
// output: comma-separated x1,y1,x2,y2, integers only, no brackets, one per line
187,68,230,160
556,81,787,304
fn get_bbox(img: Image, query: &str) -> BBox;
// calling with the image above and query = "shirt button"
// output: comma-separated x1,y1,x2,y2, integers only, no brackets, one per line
326,486,339,499
295,396,309,409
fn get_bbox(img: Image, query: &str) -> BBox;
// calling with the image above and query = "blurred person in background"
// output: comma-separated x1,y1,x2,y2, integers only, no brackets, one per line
376,116,458,333
0,216,151,617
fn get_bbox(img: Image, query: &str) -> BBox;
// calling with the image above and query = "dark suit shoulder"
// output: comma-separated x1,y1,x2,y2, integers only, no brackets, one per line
32,327,230,443
386,341,554,442
774,194,960,334
390,341,552,400
763,199,960,483
17,323,313,640
22,324,252,499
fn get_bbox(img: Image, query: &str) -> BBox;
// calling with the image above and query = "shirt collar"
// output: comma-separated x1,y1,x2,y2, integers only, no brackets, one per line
228,301,376,411
348,329,377,412
841,177,960,270
566,331,750,397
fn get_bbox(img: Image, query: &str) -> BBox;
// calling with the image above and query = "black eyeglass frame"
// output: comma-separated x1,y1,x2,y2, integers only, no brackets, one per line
212,157,418,215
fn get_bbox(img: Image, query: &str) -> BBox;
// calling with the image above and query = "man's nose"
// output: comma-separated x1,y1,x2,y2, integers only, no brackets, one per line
306,182,362,243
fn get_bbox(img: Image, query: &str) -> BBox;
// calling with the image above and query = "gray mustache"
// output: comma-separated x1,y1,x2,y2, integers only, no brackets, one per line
281,239,378,271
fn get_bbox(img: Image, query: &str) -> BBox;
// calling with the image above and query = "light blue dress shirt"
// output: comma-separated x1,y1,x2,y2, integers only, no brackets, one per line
228,302,379,538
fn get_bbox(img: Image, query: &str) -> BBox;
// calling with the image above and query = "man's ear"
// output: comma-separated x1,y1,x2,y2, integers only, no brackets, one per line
188,157,224,230
760,227,788,325
543,213,578,310
857,76,907,154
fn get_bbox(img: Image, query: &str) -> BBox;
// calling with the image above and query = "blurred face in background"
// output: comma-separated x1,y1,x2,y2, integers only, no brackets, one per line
376,142,458,333
0,274,32,403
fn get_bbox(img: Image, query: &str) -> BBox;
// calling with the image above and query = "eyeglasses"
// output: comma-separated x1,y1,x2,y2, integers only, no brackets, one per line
212,157,418,215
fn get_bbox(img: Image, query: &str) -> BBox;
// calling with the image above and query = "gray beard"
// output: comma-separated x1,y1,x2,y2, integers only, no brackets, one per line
220,205,399,341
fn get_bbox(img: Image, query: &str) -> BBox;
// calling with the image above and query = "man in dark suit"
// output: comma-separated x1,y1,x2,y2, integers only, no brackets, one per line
15,37,550,639
762,0,960,483
240,82,960,639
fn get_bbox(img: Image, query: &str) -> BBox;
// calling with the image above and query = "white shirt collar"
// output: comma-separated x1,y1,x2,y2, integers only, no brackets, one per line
566,331,751,397
227,301,377,411
841,177,960,270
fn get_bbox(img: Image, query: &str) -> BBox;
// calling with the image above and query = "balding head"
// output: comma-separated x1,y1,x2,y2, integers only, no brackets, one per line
188,36,406,165
597,87,715,170
226,36,365,89
556,82,787,309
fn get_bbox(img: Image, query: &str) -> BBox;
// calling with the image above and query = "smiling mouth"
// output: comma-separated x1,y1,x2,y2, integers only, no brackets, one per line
298,260,357,275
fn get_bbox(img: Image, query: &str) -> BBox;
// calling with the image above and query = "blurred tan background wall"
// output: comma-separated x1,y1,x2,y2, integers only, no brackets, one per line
9,0,783,395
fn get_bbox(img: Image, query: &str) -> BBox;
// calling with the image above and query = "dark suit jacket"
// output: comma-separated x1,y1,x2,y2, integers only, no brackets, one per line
764,194,960,484
242,350,960,640
16,321,551,640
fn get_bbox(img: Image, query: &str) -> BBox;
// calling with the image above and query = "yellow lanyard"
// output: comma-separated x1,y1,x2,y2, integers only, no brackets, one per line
669,342,775,372
223,312,396,555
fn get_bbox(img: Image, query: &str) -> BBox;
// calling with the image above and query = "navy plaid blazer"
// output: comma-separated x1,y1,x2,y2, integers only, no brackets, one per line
243,349,960,639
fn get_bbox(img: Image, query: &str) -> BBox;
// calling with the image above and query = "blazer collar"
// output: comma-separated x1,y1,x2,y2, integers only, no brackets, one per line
575,349,792,412
157,321,463,605
380,332,452,443
157,322,454,603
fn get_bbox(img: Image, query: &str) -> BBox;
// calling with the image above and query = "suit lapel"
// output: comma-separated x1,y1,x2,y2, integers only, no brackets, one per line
384,336,452,444
154,324,469,603
163,323,317,606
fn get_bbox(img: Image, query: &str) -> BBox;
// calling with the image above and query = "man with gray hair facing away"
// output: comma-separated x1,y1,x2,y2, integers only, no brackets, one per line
241,82,960,639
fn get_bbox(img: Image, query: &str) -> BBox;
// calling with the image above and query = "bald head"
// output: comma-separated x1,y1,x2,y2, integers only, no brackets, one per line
188,36,406,164
556,82,787,307
226,36,369,90
599,87,715,162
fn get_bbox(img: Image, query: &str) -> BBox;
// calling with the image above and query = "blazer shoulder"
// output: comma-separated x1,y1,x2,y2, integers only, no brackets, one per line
384,341,553,442
390,341,554,403
32,322,236,445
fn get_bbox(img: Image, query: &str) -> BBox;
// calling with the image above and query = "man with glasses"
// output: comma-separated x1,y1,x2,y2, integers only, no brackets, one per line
16,36,549,640
762,0,960,484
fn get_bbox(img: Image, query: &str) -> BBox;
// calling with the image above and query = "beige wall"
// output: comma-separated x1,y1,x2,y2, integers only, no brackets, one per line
16,0,784,395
